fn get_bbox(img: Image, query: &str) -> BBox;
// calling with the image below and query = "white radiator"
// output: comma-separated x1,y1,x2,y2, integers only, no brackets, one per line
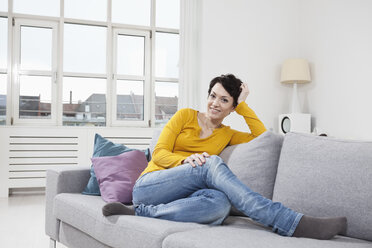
0,127,155,197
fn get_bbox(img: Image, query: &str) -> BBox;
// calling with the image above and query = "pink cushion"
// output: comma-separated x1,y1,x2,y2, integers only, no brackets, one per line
92,150,148,203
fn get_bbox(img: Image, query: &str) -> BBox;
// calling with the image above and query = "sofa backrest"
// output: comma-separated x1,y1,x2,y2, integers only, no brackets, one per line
219,131,284,200
150,129,284,200
272,132,372,241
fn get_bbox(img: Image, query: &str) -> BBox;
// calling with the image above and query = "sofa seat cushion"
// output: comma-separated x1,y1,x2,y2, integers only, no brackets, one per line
273,132,372,241
163,216,372,248
53,193,208,248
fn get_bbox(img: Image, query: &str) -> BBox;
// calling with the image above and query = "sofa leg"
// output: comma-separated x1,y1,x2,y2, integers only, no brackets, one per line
49,238,56,248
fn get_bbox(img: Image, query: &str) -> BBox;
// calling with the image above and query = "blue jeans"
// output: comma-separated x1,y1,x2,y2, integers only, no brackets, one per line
132,155,303,236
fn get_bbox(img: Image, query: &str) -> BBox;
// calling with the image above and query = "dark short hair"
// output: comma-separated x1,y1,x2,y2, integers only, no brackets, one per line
208,74,243,107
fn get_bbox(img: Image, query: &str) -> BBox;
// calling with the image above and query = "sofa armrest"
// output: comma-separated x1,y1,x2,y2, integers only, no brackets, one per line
45,167,91,241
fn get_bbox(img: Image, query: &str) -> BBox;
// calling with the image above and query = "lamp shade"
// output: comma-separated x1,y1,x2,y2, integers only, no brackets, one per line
280,58,311,84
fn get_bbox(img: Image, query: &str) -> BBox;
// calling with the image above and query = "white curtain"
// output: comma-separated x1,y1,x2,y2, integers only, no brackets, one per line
178,0,201,109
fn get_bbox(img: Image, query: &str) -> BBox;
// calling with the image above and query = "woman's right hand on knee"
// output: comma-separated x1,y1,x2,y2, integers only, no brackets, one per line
183,152,210,167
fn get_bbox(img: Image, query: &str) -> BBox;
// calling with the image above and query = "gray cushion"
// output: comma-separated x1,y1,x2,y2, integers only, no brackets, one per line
150,130,283,200
273,132,372,241
149,129,162,155
53,193,207,248
163,216,372,248
219,131,284,200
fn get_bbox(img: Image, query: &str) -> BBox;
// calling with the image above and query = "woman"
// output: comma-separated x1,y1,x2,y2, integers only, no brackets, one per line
103,74,346,240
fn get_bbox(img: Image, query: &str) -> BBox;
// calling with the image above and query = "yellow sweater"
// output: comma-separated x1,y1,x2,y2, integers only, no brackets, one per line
140,102,267,176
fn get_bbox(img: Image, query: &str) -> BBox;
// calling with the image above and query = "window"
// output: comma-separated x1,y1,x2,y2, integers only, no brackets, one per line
62,24,107,126
155,32,179,126
2,0,180,127
112,29,150,126
63,77,106,126
0,74,6,125
155,81,178,123
0,18,7,69
156,0,180,29
116,80,144,121
64,0,107,22
13,0,59,17
13,19,58,124
112,0,151,26
156,32,179,78
0,17,7,125
0,0,7,12
63,24,106,74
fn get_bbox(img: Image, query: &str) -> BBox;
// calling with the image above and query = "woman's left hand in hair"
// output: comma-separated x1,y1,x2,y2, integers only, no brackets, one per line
237,83,250,104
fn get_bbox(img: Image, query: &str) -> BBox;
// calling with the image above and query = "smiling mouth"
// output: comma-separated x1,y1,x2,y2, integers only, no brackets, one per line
210,108,220,113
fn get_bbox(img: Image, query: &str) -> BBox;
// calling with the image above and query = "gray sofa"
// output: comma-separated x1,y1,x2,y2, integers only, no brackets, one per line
45,131,372,248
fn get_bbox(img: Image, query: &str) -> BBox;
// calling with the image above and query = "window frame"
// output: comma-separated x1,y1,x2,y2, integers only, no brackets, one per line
1,0,181,127
13,18,58,125
111,28,151,127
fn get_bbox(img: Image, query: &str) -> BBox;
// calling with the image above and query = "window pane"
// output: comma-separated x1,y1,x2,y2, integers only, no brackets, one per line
19,75,51,119
0,74,6,125
156,0,180,29
155,33,179,78
65,0,107,22
0,18,7,69
117,34,145,76
0,0,7,12
64,24,106,74
0,74,6,94
155,81,178,125
14,0,59,17
112,0,150,26
63,77,106,126
20,26,52,71
117,80,143,121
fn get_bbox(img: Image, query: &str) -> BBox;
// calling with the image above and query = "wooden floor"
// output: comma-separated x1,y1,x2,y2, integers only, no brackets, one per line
0,192,67,248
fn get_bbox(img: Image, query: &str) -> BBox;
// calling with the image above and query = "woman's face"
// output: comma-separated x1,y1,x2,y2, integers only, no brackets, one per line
206,83,235,122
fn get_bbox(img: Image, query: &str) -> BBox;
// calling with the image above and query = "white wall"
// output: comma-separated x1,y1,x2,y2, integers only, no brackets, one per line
197,0,372,140
197,0,300,133
298,0,372,140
